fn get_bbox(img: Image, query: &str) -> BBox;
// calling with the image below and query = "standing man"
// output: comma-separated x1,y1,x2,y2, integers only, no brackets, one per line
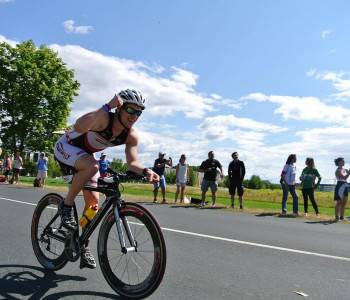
228,152,246,209
199,151,224,207
98,153,111,177
36,152,49,187
153,152,172,203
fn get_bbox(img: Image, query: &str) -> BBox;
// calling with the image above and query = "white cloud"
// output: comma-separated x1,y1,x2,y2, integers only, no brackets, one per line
308,70,350,100
49,43,216,120
0,0,14,3
0,35,17,46
242,92,350,125
63,20,94,34
321,29,332,39
199,114,287,142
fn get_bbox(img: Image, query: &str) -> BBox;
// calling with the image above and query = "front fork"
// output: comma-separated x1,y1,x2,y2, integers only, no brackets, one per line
114,202,137,254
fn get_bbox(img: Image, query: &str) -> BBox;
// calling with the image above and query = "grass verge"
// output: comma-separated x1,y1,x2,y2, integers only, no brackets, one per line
14,176,343,219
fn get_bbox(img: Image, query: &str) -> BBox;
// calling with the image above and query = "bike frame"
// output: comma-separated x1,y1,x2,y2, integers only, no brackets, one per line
43,183,137,255
82,186,137,253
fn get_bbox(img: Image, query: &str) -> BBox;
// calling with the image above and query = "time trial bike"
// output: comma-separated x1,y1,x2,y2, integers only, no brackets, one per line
31,170,167,299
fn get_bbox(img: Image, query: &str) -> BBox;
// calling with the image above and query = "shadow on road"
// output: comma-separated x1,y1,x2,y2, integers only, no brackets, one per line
255,212,280,217
0,264,123,299
305,219,340,225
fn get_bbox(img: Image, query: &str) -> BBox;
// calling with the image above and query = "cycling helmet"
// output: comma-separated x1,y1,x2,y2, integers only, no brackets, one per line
118,89,146,110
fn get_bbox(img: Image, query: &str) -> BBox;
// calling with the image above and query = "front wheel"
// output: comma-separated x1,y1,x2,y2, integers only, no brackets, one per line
98,202,167,299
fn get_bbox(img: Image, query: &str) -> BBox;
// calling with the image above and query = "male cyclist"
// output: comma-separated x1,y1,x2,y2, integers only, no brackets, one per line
54,89,159,269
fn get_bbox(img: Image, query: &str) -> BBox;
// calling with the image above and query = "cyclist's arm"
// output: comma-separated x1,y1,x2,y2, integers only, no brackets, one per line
74,109,109,133
125,130,159,182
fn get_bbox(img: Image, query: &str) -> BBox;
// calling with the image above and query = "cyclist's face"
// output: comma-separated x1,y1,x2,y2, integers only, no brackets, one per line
121,104,142,128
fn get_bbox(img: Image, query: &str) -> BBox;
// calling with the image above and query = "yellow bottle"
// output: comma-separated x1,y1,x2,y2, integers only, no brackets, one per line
79,205,98,228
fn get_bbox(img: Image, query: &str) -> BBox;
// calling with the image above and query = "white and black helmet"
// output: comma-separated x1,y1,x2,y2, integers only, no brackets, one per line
118,89,146,110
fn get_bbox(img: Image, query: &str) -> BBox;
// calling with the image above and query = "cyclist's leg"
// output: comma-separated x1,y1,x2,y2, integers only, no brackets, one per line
64,154,99,206
80,189,99,269
82,189,99,212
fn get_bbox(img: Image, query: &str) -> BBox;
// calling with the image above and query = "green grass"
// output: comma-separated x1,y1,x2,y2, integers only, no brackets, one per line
16,176,341,218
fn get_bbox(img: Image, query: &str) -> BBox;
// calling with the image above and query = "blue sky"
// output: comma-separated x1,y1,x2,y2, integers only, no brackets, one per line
1,0,350,182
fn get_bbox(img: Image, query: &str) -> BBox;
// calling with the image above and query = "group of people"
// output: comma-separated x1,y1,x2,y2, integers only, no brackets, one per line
0,151,24,184
0,151,48,187
151,150,246,209
280,154,349,221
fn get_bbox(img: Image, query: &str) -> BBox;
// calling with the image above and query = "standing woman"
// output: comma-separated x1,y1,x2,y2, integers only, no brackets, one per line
280,154,299,216
11,151,23,184
334,157,350,221
300,158,321,217
3,154,12,183
175,154,189,203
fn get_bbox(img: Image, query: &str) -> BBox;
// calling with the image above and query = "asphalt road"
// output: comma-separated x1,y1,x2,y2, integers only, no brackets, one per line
1,184,350,299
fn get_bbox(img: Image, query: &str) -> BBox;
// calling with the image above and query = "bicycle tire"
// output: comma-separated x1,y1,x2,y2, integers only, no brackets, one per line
97,202,167,299
31,193,68,270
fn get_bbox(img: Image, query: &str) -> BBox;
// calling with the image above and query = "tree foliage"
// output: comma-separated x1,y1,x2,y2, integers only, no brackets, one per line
0,40,79,153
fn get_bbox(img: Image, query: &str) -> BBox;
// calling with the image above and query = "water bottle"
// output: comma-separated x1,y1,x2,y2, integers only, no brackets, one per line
79,204,98,228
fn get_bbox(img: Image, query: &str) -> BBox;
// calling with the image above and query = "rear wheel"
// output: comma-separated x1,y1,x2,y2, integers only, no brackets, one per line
98,202,166,299
31,193,68,270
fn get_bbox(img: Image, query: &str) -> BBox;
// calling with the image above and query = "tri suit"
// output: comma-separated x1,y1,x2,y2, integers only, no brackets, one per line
54,113,129,186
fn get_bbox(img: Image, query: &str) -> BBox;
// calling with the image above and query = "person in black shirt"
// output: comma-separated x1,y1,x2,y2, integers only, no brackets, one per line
228,152,246,209
153,152,172,203
199,151,224,207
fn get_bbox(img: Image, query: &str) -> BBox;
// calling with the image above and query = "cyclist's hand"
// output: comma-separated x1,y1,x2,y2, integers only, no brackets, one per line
146,170,159,183
108,94,123,110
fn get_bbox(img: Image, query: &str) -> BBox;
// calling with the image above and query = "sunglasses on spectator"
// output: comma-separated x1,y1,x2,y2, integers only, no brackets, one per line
124,106,142,116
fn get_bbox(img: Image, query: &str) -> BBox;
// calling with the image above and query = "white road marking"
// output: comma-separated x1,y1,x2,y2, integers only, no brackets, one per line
1,196,350,262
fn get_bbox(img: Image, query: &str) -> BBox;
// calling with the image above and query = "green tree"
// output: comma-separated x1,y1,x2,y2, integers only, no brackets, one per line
247,175,263,189
0,40,79,153
110,158,128,173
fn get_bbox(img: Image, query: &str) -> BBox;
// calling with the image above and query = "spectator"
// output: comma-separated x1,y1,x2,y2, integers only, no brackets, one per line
10,151,23,184
36,152,49,187
228,152,246,209
3,154,12,183
299,157,321,217
175,154,189,203
334,157,350,221
280,154,299,216
199,151,224,207
98,153,111,177
153,152,172,203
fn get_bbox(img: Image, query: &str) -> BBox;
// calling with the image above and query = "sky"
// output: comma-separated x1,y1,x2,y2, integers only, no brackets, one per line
1,0,350,183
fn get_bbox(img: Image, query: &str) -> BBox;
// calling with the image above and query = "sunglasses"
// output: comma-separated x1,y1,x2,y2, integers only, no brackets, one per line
124,106,142,117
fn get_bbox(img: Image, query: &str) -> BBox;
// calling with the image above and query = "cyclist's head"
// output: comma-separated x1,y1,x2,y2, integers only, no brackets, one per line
118,89,146,110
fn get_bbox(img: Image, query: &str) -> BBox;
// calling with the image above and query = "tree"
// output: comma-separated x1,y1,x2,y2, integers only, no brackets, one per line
110,158,128,173
247,175,263,189
0,40,79,153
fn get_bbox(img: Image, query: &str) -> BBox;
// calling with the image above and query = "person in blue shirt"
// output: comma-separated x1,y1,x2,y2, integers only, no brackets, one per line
153,152,172,203
36,152,48,187
98,153,111,177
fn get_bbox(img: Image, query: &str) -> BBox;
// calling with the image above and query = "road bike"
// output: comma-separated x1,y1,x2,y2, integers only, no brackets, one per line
31,170,167,299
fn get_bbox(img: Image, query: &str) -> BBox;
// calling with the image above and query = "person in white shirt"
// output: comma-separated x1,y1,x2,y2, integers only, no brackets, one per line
175,154,189,203
11,151,23,184
280,154,299,216
334,157,350,221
